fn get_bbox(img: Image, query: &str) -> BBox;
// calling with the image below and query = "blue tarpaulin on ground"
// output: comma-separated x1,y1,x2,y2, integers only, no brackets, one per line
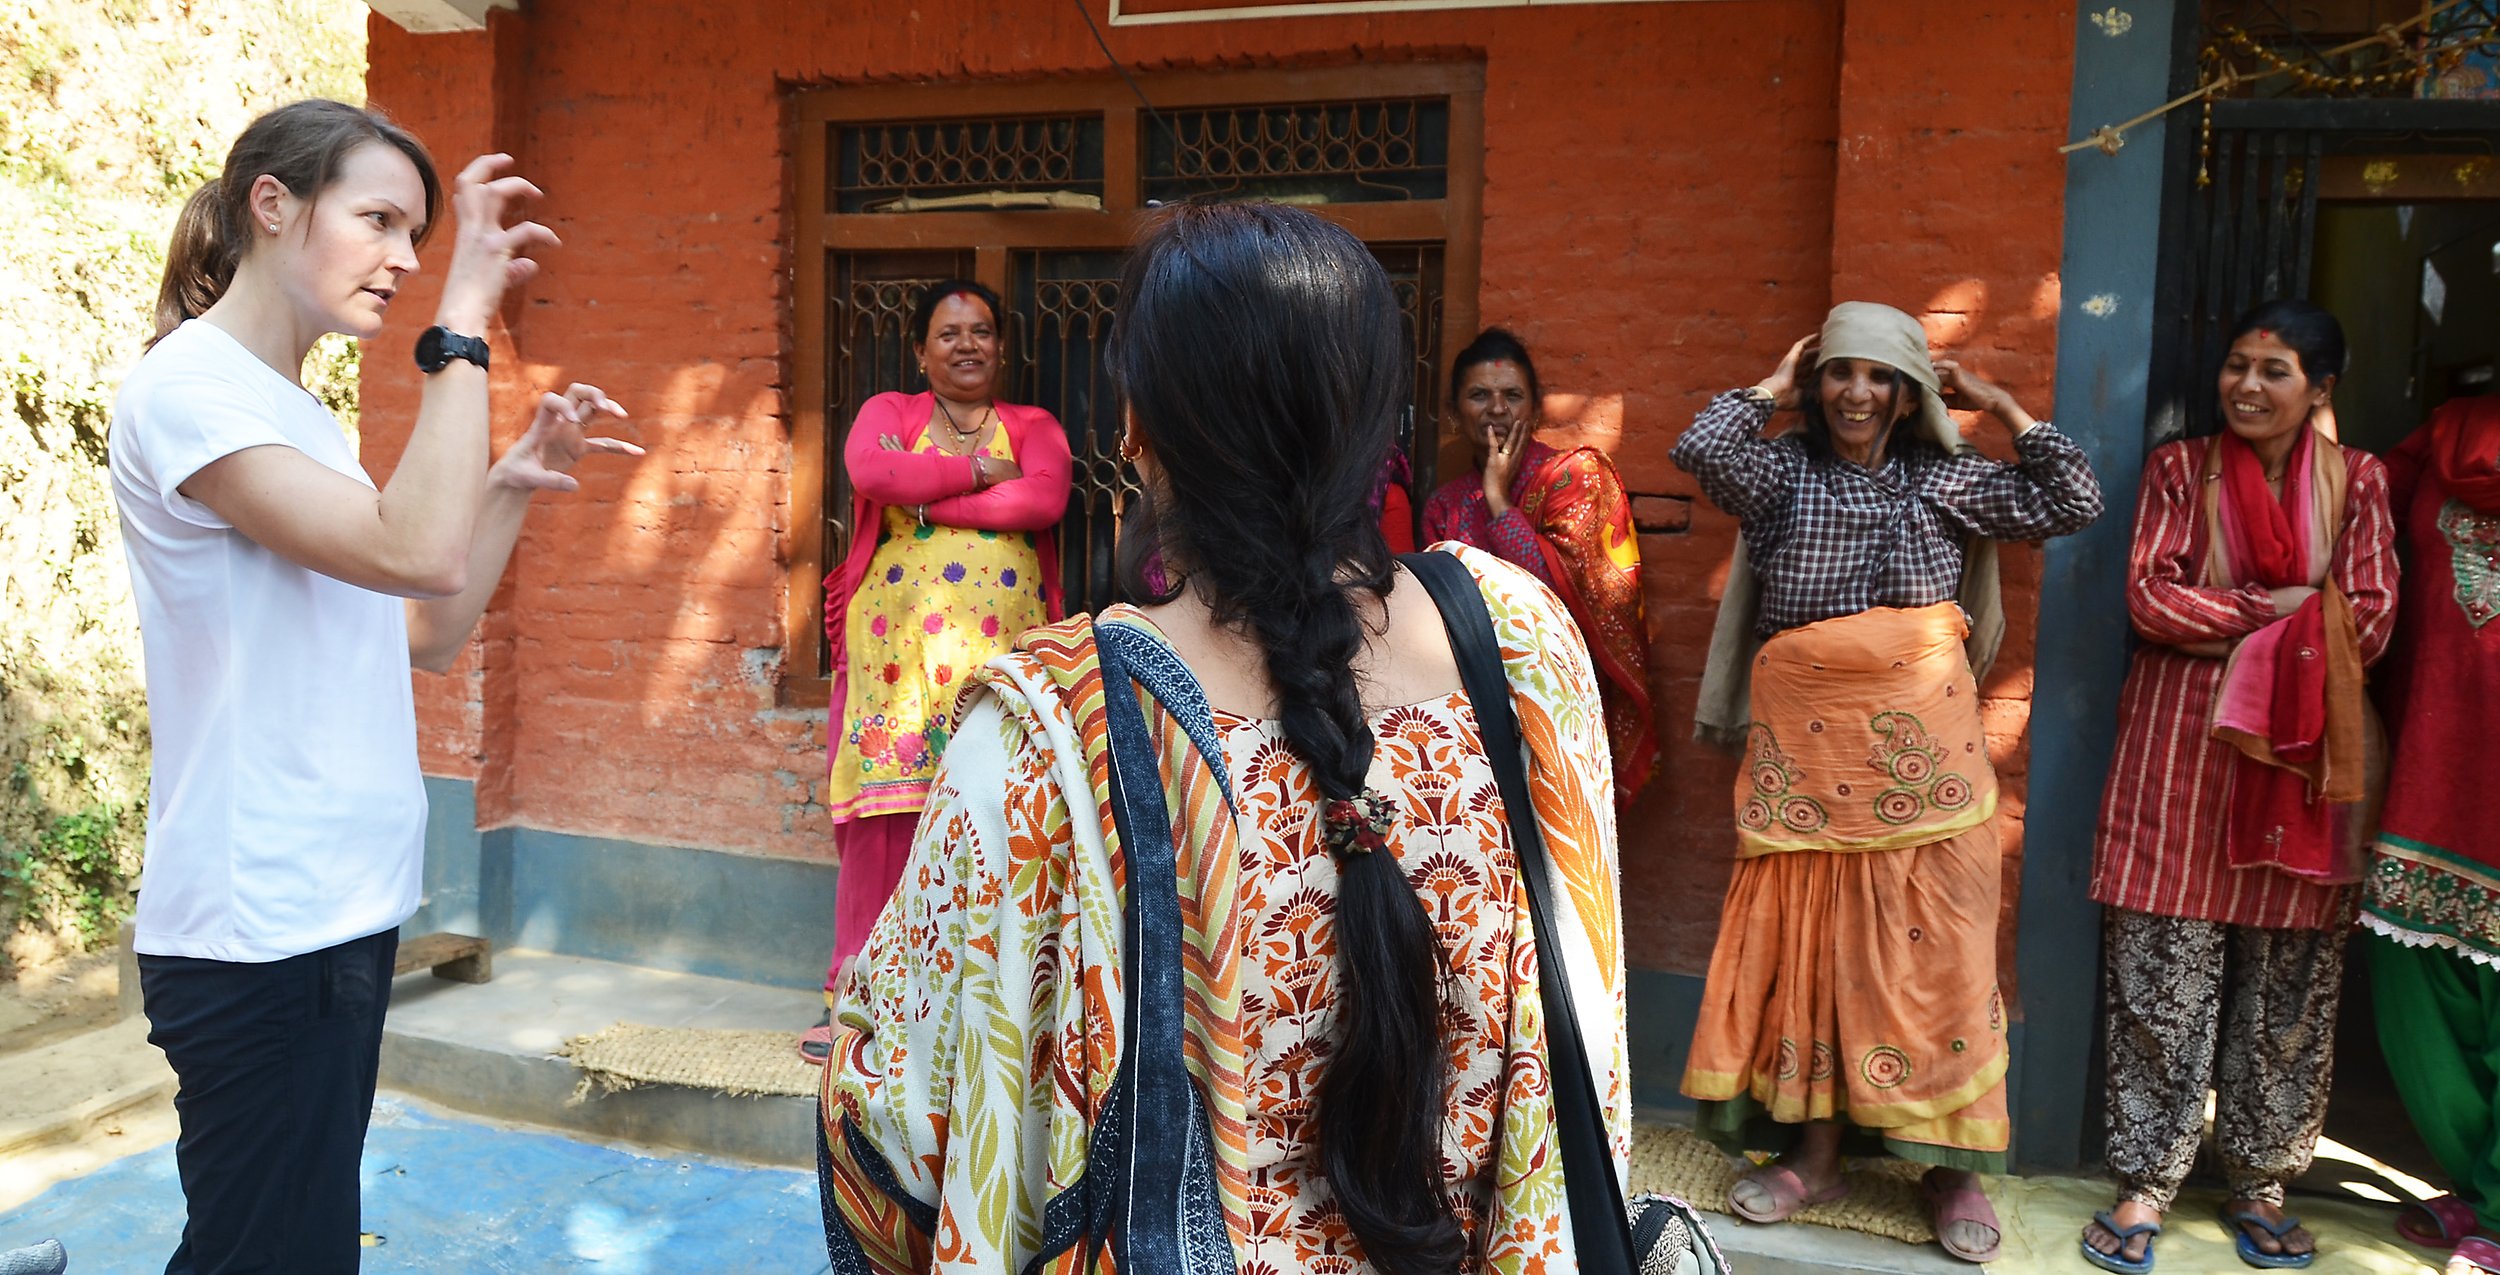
0,1097,831,1273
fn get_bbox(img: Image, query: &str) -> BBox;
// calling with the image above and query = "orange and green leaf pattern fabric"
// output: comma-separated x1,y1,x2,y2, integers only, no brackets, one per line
816,545,1627,1273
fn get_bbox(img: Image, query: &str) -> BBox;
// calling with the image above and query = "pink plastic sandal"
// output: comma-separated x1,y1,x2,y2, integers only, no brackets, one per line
2452,1235,2500,1275
1728,1163,1850,1224
1921,1169,2003,1264
2405,1195,2483,1249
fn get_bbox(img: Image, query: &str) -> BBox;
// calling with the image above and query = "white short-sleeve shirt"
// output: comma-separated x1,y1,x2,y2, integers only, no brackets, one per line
109,319,426,962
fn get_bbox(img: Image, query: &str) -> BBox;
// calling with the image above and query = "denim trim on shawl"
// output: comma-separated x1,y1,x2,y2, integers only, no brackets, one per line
1092,619,1239,1275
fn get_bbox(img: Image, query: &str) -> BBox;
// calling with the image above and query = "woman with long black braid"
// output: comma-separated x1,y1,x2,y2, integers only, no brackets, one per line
814,202,1629,1272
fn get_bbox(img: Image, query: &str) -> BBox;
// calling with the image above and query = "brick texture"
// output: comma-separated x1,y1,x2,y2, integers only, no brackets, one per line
361,0,2078,971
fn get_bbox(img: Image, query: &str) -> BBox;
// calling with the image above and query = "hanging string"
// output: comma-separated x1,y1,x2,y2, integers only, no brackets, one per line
2060,0,2493,158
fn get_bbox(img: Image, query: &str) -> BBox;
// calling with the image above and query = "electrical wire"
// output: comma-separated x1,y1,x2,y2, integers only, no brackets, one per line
1065,0,1204,203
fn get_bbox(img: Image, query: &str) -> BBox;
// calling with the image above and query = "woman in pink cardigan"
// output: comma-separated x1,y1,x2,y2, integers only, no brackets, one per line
803,281,1071,1061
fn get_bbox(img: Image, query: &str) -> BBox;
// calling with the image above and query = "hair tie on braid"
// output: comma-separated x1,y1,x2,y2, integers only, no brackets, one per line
1321,790,1398,858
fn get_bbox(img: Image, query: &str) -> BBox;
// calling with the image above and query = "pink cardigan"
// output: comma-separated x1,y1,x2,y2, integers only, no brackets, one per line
821,391,1071,718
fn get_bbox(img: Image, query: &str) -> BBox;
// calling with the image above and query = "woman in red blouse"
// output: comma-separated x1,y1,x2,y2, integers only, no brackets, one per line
2083,300,2399,1274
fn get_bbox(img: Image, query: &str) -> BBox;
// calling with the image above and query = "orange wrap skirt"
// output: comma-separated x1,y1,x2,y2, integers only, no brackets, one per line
1682,604,2010,1170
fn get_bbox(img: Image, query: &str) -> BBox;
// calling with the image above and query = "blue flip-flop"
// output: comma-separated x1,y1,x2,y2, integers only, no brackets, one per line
2081,1210,2161,1274
2220,1204,2316,1269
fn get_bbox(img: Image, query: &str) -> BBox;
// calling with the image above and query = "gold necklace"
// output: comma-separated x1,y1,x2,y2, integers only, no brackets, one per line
931,397,991,453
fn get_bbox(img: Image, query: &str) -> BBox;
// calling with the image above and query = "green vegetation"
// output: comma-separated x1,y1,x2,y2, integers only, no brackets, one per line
0,0,367,962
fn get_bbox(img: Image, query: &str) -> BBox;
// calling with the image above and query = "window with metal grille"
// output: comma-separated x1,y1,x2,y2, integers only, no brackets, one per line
1143,98,1450,205
831,115,1106,213
785,66,1484,707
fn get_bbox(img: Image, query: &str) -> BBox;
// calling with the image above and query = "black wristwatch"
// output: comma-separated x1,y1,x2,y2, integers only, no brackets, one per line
414,325,490,374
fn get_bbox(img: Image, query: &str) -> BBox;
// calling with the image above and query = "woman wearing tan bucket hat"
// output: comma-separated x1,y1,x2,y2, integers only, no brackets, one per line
1670,301,2104,1264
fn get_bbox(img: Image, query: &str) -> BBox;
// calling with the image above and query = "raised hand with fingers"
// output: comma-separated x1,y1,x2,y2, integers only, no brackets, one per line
1480,416,1532,517
492,383,642,493
1933,358,2039,434
1753,335,1817,411
434,153,560,334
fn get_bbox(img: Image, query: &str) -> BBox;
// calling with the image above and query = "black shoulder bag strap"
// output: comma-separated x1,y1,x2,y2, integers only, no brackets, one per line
1400,550,1637,1275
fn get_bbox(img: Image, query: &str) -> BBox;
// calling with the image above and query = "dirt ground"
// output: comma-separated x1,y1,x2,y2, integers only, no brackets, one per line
0,949,123,1060
0,946,178,1217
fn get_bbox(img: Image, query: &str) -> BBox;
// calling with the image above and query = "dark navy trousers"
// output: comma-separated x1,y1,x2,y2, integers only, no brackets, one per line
139,927,397,1275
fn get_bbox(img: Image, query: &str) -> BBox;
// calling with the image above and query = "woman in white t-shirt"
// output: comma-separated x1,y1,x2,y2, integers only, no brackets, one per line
108,99,639,1273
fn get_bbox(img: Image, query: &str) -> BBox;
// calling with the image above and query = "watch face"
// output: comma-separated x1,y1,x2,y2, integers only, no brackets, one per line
415,326,485,373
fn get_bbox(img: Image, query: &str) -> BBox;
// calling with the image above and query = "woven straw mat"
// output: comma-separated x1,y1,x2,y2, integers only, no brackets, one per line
1631,1123,1937,1246
545,1029,1935,1246
555,1024,818,1104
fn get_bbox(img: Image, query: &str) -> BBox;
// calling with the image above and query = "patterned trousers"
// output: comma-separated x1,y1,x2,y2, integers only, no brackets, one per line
2102,907,2346,1211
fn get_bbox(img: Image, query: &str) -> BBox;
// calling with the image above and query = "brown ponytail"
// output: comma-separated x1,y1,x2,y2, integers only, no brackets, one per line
152,178,237,347
147,99,441,348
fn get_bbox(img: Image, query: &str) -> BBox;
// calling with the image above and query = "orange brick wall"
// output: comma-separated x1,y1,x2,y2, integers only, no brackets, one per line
1825,0,2079,990
361,0,2076,976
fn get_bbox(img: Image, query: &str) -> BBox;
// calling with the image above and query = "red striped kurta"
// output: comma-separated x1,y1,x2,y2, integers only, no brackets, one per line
2091,436,2399,929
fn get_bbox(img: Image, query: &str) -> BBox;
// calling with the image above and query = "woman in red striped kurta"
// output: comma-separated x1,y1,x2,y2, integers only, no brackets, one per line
2084,301,2399,1274
2091,445,2398,927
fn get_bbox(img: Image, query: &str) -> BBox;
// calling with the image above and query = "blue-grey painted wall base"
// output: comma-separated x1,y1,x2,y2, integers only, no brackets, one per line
2021,0,2197,1172
412,777,839,991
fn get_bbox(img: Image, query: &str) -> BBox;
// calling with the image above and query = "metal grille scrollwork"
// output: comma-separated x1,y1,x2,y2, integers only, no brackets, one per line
1374,243,1447,529
1007,252,1127,614
2154,129,2325,445
832,115,1107,212
1144,99,1450,204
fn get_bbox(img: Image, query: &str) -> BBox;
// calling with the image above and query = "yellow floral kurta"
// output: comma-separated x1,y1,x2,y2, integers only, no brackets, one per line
826,427,1050,822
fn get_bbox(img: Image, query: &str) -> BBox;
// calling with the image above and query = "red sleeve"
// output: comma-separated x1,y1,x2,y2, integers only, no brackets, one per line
844,394,979,506
2381,426,2432,525
920,408,1074,532
1421,477,1470,545
2126,441,2278,646
1379,483,1416,554
2334,450,2401,666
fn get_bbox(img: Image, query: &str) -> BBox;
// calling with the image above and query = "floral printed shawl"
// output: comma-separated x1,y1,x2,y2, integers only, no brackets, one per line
817,544,1629,1273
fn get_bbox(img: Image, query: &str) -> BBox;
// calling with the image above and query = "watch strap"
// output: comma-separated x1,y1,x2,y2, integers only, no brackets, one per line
417,326,490,373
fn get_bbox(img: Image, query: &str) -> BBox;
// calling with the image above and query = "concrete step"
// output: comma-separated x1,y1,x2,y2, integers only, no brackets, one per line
1691,1207,1970,1275
377,953,1976,1271
382,949,823,1168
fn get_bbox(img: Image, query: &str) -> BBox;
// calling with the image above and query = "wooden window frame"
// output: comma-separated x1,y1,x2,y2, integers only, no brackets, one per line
785,63,1485,707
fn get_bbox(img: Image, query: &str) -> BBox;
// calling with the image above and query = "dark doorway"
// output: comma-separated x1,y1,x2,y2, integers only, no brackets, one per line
2312,199,2500,453
2311,190,2497,1202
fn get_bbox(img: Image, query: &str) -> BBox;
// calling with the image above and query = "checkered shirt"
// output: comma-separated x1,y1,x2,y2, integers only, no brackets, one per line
1670,390,2103,637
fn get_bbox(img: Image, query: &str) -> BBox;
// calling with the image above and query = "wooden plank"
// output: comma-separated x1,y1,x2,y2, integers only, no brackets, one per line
2211,97,2500,135
396,931,493,984
2318,151,2500,200
786,102,833,700
787,65,1484,125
